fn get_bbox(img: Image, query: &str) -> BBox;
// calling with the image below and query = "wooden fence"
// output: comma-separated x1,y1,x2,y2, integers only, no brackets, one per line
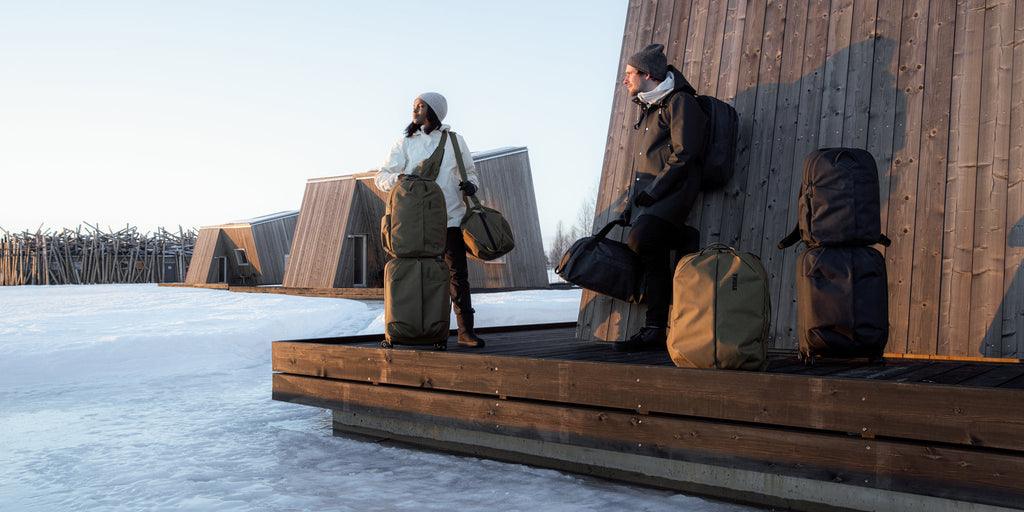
1,225,196,286
583,0,1024,359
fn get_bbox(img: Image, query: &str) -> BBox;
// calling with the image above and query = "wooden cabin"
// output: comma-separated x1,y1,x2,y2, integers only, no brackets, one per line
582,0,1024,360
281,173,385,289
184,211,298,286
282,147,548,290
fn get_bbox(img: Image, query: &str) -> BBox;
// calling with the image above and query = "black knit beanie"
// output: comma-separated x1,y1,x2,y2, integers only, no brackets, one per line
627,43,668,81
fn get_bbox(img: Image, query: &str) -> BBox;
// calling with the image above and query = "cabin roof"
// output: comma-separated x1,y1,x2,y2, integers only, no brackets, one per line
200,210,300,229
304,147,530,184
471,146,528,162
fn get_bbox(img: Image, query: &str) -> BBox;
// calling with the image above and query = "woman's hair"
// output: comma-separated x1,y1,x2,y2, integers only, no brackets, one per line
405,105,442,137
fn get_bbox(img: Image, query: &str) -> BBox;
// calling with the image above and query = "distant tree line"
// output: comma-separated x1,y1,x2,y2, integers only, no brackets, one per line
547,190,596,266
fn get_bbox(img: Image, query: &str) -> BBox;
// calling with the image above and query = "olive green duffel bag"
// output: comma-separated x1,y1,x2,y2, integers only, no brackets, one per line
380,131,449,259
450,131,515,261
383,256,451,349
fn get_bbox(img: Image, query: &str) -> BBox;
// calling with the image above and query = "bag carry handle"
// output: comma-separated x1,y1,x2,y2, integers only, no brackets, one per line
450,131,505,247
448,131,486,211
699,242,736,255
580,220,623,251
777,224,892,249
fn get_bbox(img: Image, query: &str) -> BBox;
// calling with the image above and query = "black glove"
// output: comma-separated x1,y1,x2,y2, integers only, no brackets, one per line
634,191,656,207
459,181,477,196
617,208,632,226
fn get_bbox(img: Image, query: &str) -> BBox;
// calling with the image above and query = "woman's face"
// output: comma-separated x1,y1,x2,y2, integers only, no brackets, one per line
412,99,432,126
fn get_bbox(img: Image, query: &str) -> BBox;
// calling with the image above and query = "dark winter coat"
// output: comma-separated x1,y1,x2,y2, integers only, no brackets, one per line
626,66,707,231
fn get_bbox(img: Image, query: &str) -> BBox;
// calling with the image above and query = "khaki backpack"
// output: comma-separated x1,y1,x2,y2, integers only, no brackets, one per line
668,244,771,371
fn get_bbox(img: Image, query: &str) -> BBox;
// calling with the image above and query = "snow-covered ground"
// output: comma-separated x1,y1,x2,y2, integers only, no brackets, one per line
0,284,759,511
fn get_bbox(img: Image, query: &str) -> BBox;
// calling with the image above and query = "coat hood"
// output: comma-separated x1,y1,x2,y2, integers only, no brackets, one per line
637,65,696,107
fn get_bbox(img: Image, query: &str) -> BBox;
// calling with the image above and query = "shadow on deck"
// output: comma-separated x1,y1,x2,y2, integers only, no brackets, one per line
272,323,1024,512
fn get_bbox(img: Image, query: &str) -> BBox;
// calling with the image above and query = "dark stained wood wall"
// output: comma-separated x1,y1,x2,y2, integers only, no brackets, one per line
466,148,549,289
249,214,298,284
582,0,1024,359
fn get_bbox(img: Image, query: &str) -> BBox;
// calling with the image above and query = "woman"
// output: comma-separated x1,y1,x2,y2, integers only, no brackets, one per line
374,92,485,348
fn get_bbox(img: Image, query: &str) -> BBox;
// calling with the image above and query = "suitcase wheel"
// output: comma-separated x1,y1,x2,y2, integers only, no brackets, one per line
380,340,393,349
433,341,448,351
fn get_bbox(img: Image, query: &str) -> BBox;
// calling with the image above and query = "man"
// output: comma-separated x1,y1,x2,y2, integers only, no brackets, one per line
614,43,706,352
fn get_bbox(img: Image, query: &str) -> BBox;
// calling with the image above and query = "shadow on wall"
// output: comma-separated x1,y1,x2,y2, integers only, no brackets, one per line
582,36,908,343
983,216,1024,358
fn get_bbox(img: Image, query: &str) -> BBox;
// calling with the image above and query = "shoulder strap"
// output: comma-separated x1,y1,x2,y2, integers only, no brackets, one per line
410,130,448,180
778,225,893,249
448,132,484,210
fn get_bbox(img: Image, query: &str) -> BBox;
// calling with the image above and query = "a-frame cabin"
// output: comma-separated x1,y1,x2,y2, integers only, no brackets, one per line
184,211,298,286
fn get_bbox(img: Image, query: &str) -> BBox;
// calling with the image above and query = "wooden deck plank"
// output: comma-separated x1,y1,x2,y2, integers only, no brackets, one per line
274,373,1024,510
958,364,1024,388
273,327,1024,453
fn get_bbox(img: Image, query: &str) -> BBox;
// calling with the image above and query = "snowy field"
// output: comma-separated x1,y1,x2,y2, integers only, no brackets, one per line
0,284,760,511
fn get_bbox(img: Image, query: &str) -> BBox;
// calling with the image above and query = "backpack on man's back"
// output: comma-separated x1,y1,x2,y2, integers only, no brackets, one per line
694,94,739,191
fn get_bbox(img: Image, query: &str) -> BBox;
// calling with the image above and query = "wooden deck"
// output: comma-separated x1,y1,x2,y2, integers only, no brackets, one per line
160,283,385,300
272,324,1024,512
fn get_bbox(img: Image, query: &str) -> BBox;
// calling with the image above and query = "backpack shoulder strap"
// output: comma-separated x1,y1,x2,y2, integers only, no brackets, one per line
410,129,448,180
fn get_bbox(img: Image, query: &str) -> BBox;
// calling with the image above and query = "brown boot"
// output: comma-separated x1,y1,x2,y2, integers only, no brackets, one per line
456,310,486,348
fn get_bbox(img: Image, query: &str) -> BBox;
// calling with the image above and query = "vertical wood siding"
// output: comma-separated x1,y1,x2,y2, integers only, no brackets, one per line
282,177,359,288
184,227,220,285
583,0,1024,358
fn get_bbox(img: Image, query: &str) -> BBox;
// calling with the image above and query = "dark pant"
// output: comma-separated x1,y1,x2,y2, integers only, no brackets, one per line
443,227,472,318
626,215,699,327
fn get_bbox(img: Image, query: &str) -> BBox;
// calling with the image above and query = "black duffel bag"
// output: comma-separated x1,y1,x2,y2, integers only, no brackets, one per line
555,221,645,304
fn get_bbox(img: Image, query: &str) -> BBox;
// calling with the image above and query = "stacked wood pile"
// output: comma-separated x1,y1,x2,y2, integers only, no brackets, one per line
0,224,196,286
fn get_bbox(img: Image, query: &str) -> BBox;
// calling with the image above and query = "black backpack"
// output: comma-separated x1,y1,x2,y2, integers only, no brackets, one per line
695,95,739,190
778,148,892,249
649,88,739,191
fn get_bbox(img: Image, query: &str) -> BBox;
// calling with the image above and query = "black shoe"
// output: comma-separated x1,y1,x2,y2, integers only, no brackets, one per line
457,331,486,348
613,327,666,352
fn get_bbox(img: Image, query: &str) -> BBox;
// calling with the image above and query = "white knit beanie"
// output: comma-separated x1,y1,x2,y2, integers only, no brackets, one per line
416,92,448,121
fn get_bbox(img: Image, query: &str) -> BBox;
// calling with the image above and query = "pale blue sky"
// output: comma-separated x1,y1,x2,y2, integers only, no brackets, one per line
0,1,628,245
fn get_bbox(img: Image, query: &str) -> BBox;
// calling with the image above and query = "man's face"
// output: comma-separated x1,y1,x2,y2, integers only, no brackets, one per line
623,65,651,97
412,99,431,126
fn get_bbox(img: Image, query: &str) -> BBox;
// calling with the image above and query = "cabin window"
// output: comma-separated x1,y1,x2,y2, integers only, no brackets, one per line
214,256,227,283
234,248,249,266
349,234,367,287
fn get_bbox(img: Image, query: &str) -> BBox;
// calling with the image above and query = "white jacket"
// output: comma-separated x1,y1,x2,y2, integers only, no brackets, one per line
374,124,481,228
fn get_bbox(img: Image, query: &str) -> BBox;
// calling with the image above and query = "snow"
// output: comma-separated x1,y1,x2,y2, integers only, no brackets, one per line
0,284,759,511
